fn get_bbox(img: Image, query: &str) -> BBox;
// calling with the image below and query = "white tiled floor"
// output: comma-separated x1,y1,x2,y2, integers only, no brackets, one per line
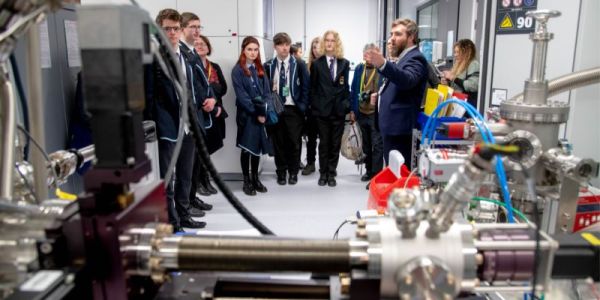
190,152,371,240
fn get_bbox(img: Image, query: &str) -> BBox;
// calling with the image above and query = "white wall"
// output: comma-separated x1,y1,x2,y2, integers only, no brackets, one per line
273,0,305,48
567,0,600,186
274,0,379,69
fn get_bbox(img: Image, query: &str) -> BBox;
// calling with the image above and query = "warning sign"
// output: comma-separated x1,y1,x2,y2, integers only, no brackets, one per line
500,14,513,28
496,0,537,34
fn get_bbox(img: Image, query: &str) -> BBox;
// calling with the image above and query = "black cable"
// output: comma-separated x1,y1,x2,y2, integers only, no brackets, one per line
186,98,274,235
16,124,59,184
16,124,50,161
333,220,350,240
10,54,30,160
518,162,541,300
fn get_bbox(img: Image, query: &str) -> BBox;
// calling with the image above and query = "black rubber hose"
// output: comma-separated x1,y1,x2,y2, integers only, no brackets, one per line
186,100,274,235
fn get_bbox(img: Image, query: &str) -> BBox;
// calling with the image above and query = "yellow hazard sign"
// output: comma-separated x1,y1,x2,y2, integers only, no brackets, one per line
500,14,514,28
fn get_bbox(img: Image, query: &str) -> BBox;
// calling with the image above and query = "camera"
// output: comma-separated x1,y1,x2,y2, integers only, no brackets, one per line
360,90,372,103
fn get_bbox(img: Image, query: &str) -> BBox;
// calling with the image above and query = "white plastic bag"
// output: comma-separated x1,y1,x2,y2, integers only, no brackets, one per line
340,121,363,161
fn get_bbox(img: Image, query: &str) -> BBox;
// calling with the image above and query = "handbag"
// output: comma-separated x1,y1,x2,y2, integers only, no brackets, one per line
270,91,285,115
340,121,363,161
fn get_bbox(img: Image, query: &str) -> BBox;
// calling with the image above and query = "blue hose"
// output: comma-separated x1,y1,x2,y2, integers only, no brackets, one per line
421,99,516,223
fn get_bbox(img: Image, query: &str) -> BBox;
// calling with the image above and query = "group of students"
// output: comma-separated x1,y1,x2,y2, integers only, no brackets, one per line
233,30,356,191
146,8,480,232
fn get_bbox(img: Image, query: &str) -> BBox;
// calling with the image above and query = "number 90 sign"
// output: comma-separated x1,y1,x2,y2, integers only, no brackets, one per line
517,16,533,29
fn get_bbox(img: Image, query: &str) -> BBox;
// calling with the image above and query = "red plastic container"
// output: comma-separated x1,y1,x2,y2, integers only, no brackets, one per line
367,165,420,212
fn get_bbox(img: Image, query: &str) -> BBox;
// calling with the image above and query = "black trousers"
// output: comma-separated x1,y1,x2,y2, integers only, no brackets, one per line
189,145,208,201
270,105,304,176
382,133,413,170
303,112,318,165
158,134,195,227
316,116,345,177
358,113,383,176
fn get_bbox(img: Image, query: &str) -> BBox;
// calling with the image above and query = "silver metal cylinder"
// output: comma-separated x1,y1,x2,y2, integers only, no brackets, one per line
543,147,599,183
0,63,15,200
529,37,551,84
79,145,95,164
521,9,561,106
26,24,48,201
427,157,489,238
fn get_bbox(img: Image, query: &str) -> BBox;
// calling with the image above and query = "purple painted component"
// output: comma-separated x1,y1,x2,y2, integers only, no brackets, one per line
480,232,497,281
493,231,513,281
478,229,535,282
513,251,535,280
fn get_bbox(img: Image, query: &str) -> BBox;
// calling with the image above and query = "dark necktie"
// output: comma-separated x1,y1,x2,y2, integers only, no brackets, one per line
279,60,286,98
249,65,259,93
329,58,335,81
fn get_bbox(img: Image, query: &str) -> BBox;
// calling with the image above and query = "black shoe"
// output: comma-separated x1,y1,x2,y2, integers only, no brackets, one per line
302,163,315,176
192,197,213,210
277,172,287,185
205,180,218,194
318,174,327,186
361,174,372,182
288,174,298,185
180,217,206,229
252,174,268,193
243,175,256,196
188,207,206,217
196,184,211,196
327,177,337,187
173,226,185,233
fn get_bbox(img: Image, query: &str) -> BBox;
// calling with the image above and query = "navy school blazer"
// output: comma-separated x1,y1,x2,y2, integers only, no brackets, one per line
263,56,310,112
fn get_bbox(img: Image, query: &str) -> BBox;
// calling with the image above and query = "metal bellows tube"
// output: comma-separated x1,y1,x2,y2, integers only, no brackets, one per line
510,67,600,103
172,237,353,273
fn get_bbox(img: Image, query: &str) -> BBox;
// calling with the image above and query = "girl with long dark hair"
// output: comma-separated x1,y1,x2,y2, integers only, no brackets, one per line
231,36,273,196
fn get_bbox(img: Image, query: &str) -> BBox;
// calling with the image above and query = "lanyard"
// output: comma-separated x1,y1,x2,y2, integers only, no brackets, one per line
360,65,376,93
206,61,212,80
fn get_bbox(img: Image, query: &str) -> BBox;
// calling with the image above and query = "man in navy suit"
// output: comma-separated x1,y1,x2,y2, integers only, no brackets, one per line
364,19,427,169
144,9,206,232
264,32,310,185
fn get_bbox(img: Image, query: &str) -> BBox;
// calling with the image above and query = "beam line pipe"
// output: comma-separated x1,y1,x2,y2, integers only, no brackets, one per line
163,237,354,273
26,25,48,201
0,63,16,199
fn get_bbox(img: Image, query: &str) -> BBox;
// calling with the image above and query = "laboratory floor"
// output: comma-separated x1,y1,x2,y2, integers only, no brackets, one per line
190,152,371,240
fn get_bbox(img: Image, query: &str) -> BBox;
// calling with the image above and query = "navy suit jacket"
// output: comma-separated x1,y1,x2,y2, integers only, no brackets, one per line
264,56,310,112
309,56,351,118
179,42,214,129
378,47,428,135
144,50,205,142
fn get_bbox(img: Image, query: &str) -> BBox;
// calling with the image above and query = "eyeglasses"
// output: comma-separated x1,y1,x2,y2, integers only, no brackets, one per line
187,25,204,31
162,26,181,32
195,42,207,47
